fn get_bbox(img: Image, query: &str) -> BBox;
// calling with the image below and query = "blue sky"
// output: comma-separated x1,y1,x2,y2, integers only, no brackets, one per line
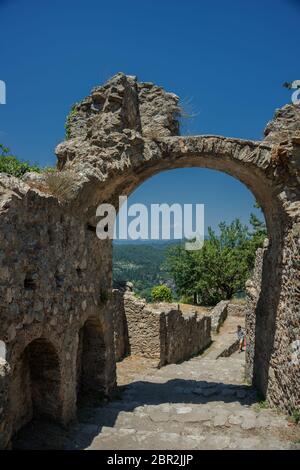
1,0,299,233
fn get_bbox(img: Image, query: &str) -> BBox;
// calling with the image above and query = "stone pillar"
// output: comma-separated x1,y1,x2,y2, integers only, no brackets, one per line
245,244,266,382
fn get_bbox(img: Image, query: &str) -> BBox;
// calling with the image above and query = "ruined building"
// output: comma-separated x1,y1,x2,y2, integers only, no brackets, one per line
0,73,299,448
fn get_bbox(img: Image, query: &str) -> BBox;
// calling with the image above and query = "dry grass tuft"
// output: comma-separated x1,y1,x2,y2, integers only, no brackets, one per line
175,97,199,120
43,170,76,201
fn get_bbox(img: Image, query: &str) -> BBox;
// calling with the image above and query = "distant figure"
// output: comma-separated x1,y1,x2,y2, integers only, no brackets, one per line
236,325,245,353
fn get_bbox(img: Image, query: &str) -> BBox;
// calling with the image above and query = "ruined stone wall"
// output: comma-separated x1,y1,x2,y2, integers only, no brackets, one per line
246,226,300,414
0,73,300,449
111,287,130,362
245,245,267,382
113,289,211,367
227,303,246,318
267,225,300,413
121,292,162,362
51,76,300,416
211,301,229,332
0,175,116,446
161,307,211,366
210,301,246,333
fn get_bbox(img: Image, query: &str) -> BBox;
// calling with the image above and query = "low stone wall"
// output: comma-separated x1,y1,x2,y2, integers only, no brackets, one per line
112,287,211,367
122,293,163,362
211,301,229,332
160,307,211,366
210,301,246,333
227,303,246,317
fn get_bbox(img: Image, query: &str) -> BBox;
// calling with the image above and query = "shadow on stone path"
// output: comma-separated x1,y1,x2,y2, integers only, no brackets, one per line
13,317,300,450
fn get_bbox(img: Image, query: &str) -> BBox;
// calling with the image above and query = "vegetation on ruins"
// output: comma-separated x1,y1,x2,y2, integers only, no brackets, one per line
151,285,173,303
43,170,76,201
0,144,41,177
0,144,77,202
65,104,79,139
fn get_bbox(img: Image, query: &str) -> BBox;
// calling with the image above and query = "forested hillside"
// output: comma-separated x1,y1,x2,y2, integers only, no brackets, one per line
113,242,175,301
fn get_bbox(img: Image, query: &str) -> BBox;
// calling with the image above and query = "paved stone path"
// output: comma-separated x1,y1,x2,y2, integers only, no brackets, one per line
13,317,300,450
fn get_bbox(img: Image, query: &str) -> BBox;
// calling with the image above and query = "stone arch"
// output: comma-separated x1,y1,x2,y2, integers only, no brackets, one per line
11,338,62,433
55,74,300,412
79,137,285,398
76,316,107,403
107,151,283,393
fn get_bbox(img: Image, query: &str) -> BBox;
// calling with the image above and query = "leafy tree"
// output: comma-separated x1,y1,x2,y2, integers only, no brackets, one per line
163,243,199,303
151,284,172,303
0,144,41,177
247,201,267,265
166,217,266,306
249,213,267,248
195,221,252,304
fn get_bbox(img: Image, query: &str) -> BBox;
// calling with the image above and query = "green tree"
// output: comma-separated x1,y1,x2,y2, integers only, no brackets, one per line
249,213,267,248
194,220,251,304
247,201,267,266
151,285,172,303
163,244,199,303
0,144,41,177
166,217,266,306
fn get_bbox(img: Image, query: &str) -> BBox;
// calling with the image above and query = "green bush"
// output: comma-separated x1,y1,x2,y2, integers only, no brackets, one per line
0,144,41,177
65,104,79,139
151,285,172,303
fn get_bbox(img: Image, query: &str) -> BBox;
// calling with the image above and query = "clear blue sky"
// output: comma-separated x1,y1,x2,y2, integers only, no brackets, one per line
1,0,299,233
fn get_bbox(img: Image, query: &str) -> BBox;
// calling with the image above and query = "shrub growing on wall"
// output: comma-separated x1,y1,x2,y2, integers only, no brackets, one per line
151,285,172,303
0,144,41,177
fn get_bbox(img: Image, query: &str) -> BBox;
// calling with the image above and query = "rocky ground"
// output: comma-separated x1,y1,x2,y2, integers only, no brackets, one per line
13,317,300,450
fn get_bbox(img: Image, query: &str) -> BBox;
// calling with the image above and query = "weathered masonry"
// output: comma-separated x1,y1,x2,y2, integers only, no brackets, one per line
0,73,299,448
111,283,211,366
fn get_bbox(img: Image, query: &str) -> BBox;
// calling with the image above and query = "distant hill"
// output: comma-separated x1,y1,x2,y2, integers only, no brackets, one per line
113,241,179,301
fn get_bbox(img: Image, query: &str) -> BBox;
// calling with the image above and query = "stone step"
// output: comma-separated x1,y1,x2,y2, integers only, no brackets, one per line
86,427,292,450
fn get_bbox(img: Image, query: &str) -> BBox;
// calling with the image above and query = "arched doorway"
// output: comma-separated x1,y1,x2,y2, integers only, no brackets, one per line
11,338,61,433
77,317,106,403
112,166,267,378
